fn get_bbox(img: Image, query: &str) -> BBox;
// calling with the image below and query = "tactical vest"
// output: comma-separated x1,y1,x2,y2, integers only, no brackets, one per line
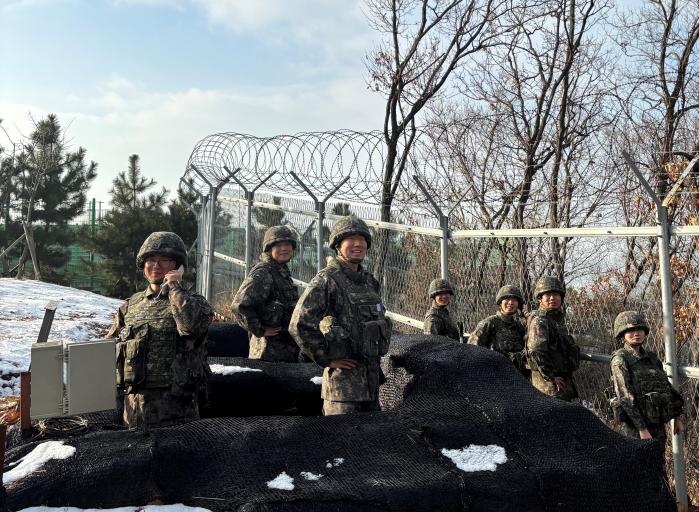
613,348,683,425
492,314,525,354
325,265,391,359
117,292,179,390
254,260,299,328
528,309,580,373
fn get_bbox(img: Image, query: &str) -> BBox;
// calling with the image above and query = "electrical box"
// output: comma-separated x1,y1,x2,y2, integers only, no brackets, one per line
66,339,116,415
29,342,64,419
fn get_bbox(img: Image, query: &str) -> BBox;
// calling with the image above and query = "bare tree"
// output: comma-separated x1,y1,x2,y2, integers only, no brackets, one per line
422,0,614,298
365,0,510,278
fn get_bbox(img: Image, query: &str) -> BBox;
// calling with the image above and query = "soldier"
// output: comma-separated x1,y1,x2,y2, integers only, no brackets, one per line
423,278,460,341
470,284,528,376
231,225,300,362
610,311,684,441
108,232,213,428
289,215,391,415
526,276,580,401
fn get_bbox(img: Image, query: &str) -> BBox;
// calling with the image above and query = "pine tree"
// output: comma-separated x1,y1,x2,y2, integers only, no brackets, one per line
84,155,168,297
5,114,97,282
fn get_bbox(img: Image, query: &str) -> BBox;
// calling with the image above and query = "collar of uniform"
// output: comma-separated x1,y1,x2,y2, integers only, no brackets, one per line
622,343,648,362
496,311,516,322
143,286,158,299
329,256,365,283
541,307,564,320
260,252,290,274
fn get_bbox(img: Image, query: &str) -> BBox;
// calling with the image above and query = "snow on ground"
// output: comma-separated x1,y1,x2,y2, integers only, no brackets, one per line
267,471,295,490
19,506,212,512
441,445,508,472
209,364,262,375
310,376,322,385
0,278,122,395
4,440,76,485
300,471,323,481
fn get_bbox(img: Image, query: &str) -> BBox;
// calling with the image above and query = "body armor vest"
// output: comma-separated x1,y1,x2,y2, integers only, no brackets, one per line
613,348,683,425
254,259,299,328
528,309,580,373
120,292,179,389
325,265,390,359
492,314,525,354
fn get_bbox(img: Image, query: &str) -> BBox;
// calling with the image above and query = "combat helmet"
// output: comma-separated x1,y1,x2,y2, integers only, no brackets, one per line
533,275,565,300
613,310,650,339
428,278,454,299
262,225,298,252
137,231,187,269
496,284,524,305
329,215,372,251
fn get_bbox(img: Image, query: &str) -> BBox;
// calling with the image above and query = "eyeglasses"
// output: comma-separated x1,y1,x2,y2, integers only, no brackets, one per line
145,257,175,267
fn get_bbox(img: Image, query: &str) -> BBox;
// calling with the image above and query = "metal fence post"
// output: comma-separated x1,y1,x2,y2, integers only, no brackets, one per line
622,151,688,510
413,176,450,280
225,166,276,276
189,165,215,300
290,173,349,272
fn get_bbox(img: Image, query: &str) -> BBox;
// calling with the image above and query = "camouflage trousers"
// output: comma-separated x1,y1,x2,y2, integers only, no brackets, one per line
530,371,578,402
248,333,300,363
322,398,381,416
123,388,199,428
621,421,667,442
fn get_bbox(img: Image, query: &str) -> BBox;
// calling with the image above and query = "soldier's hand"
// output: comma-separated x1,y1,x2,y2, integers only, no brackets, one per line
673,418,684,435
639,428,653,440
329,359,357,369
164,269,183,285
263,326,282,337
553,376,566,392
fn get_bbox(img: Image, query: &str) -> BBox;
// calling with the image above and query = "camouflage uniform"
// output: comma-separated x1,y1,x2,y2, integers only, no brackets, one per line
470,311,528,374
423,278,459,340
289,215,391,415
526,277,580,401
231,252,300,362
610,311,683,440
423,305,460,341
109,232,213,428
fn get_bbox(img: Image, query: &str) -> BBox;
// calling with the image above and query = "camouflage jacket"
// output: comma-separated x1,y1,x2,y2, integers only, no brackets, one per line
611,345,684,430
108,282,213,394
423,304,460,341
526,307,580,381
470,311,526,355
231,253,300,362
289,257,390,401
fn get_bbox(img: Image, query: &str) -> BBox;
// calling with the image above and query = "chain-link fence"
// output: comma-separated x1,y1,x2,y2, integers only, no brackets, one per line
182,130,699,506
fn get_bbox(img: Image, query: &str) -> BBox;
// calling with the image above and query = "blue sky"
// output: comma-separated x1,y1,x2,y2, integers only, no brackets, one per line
0,0,386,203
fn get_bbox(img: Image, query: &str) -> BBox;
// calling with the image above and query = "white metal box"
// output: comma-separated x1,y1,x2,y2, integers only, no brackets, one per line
29,342,64,419
66,339,116,415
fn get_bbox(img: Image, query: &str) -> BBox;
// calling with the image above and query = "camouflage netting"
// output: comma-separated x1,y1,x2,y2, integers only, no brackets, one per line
3,335,675,512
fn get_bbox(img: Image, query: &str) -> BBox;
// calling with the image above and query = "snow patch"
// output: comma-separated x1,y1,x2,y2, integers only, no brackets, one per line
310,376,322,385
18,505,211,512
0,278,121,395
267,471,294,490
441,445,507,472
300,471,323,481
325,457,344,469
209,364,262,375
4,440,76,485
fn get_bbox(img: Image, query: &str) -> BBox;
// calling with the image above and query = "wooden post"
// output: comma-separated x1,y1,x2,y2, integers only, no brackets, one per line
20,372,31,433
0,423,6,484
22,222,41,281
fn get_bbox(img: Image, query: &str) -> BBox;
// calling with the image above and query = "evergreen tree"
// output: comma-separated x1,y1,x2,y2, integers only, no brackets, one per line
3,114,97,283
84,155,168,297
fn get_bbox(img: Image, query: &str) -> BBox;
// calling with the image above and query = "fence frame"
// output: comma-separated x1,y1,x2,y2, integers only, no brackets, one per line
183,131,699,508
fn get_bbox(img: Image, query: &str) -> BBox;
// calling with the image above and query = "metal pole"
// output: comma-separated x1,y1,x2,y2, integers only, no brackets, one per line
225,167,276,275
657,206,688,509
189,165,214,298
413,176,449,280
206,187,218,302
622,151,687,509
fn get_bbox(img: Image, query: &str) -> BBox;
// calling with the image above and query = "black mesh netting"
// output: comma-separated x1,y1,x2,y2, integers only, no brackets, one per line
207,322,250,358
2,335,674,512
